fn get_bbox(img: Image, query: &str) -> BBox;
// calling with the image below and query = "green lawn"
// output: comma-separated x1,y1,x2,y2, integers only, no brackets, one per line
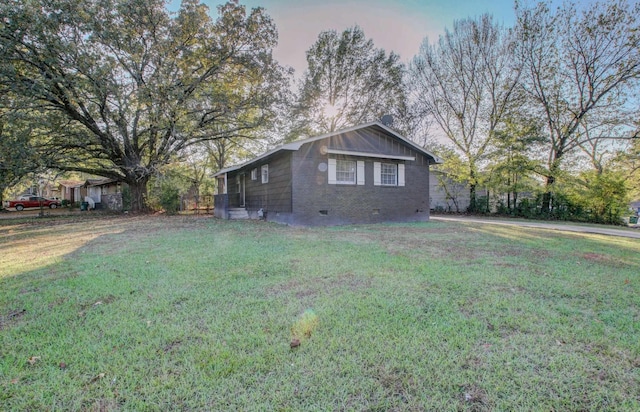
1,215,639,411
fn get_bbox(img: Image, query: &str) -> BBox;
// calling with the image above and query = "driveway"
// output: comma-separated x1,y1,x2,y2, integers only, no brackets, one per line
431,215,640,239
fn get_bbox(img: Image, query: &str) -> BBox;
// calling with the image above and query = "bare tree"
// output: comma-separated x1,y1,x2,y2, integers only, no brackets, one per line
411,14,520,211
515,0,640,210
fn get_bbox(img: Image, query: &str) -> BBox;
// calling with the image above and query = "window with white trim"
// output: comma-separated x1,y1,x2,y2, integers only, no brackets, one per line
328,158,365,185
380,163,397,186
374,162,405,187
336,159,356,184
251,168,258,180
261,164,269,184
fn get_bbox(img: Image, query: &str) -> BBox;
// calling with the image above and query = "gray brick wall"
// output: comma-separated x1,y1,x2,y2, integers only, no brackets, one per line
222,127,434,226
288,139,431,226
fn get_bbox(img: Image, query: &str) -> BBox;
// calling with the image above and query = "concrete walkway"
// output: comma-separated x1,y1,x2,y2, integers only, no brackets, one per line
431,215,640,239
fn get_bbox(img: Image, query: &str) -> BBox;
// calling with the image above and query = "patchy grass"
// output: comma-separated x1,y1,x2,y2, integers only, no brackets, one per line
1,216,639,411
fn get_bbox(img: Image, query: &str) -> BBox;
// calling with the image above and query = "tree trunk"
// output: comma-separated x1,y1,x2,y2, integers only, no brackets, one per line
128,177,150,213
512,173,518,212
507,175,512,211
467,165,478,213
542,175,555,213
468,183,477,213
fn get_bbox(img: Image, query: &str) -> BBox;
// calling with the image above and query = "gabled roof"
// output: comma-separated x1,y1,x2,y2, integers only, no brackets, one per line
214,122,442,177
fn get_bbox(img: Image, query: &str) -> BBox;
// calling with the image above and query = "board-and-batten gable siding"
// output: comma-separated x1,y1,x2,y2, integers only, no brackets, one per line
320,128,419,159
238,151,293,213
290,130,431,226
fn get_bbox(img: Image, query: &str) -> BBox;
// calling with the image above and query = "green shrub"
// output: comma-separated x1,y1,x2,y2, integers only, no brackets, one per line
159,184,180,215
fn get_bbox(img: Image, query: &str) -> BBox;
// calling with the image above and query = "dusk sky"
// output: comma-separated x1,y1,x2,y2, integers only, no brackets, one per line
193,0,535,75
235,0,520,73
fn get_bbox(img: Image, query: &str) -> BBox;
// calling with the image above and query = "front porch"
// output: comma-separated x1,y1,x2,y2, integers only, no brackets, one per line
214,193,267,220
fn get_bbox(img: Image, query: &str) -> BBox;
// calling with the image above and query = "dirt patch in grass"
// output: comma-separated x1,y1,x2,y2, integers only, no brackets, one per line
78,295,117,314
266,278,307,298
579,252,626,267
85,398,122,412
161,339,183,353
461,355,485,370
48,297,69,309
375,365,418,406
0,308,27,330
329,272,373,291
491,284,528,294
295,289,317,299
267,272,372,300
459,383,491,411
532,249,551,259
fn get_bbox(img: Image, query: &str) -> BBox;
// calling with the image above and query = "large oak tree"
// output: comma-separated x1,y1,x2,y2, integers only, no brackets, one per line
0,0,287,211
0,107,41,208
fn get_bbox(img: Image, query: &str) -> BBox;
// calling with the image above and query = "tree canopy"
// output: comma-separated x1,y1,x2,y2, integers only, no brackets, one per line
515,0,640,209
411,14,520,211
0,0,288,211
0,107,42,208
290,26,407,139
1,0,638,223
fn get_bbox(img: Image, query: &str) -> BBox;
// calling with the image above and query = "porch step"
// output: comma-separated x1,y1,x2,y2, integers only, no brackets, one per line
228,208,249,220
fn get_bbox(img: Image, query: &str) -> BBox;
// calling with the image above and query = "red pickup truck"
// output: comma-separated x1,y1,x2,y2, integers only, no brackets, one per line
5,196,62,211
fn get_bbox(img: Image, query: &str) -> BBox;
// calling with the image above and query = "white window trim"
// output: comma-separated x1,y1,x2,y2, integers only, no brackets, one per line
336,159,357,184
374,162,381,186
251,168,258,180
398,163,405,186
357,161,365,186
261,164,269,184
374,162,405,187
380,162,398,186
328,159,337,184
328,158,365,185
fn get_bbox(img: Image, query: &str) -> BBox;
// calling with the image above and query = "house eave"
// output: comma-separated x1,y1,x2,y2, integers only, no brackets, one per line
213,121,442,177
326,149,415,161
213,146,298,177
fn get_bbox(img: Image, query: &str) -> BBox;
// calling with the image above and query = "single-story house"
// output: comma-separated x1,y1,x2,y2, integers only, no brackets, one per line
213,122,442,226
84,178,125,210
